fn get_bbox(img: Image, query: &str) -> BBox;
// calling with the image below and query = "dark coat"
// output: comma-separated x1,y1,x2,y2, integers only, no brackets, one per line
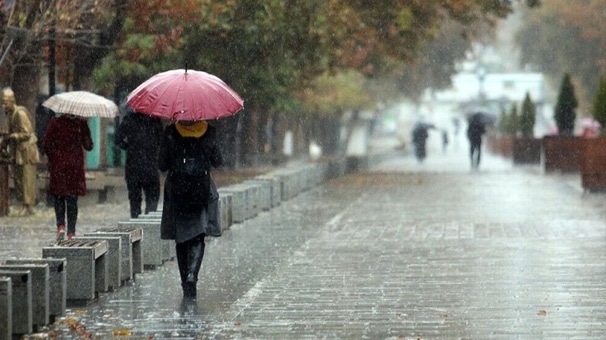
42,115,93,196
159,124,223,243
467,118,486,145
115,112,163,182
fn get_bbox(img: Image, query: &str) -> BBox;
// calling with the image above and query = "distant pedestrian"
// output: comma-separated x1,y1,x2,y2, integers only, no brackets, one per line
42,113,93,241
115,111,163,218
441,130,449,153
412,123,429,163
467,114,486,170
159,120,223,299
1,87,40,216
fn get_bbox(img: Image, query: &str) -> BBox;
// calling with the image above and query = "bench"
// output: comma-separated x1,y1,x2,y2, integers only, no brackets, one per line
267,170,295,201
118,221,164,269
86,228,143,283
0,276,12,339
4,258,66,321
130,216,175,260
0,264,49,331
251,174,283,208
73,236,122,291
42,240,108,304
218,193,232,232
243,179,272,211
218,186,246,223
0,270,31,335
37,171,119,205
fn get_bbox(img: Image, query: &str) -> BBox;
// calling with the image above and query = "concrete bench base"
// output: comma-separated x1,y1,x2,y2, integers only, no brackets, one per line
0,270,31,335
42,240,108,306
86,228,143,283
5,258,66,321
118,221,163,269
0,276,12,339
73,236,122,291
0,264,49,331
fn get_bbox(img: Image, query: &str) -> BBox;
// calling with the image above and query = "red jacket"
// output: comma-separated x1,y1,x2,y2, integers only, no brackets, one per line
42,115,93,196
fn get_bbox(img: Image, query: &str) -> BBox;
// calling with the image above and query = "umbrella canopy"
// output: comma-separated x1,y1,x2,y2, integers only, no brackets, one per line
467,111,497,126
126,69,244,121
581,117,602,130
42,91,118,118
414,121,436,130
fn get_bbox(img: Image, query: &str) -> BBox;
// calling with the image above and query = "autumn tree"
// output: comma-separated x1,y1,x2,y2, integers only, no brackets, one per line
0,0,127,103
176,0,543,164
517,0,605,109
92,0,204,100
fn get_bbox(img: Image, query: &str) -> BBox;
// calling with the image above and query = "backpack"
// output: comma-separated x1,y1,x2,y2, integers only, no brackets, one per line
169,134,211,207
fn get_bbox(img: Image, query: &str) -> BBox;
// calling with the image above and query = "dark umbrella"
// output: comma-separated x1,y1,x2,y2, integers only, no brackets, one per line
467,111,496,126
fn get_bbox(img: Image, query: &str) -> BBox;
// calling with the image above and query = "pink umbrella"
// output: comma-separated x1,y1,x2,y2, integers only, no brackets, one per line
581,117,602,130
126,69,244,121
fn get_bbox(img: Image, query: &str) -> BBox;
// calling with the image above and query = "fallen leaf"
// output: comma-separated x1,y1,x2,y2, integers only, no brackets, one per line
113,328,132,336
537,310,547,316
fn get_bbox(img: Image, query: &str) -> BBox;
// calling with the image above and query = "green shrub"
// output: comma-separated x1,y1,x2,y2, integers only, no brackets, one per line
554,73,578,135
504,103,519,136
592,75,606,134
520,92,536,137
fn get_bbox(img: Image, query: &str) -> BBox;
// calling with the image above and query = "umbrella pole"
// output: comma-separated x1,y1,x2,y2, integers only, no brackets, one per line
0,135,10,216
0,161,9,216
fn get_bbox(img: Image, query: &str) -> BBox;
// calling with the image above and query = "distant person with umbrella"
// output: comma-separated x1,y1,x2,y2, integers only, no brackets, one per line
42,91,118,240
127,68,243,300
115,110,163,218
412,122,431,163
42,113,93,240
467,112,487,170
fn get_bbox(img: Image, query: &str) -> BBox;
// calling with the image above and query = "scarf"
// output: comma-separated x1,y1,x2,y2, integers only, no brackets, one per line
175,121,208,138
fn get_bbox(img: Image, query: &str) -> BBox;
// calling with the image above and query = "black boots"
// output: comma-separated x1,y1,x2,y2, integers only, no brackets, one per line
176,235,205,299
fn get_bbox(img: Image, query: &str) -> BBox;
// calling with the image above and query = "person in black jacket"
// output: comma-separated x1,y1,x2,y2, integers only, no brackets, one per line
158,120,223,299
467,114,486,170
115,111,163,218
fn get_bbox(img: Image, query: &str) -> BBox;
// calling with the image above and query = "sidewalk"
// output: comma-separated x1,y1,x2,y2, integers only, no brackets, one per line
3,134,606,339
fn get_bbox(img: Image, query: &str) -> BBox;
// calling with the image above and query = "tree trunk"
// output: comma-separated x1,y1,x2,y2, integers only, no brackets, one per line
11,64,40,127
241,103,260,166
274,113,289,155
293,115,309,158
215,114,241,169
317,116,340,156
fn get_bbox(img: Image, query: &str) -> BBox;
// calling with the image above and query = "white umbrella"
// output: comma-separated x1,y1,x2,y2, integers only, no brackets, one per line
42,91,118,118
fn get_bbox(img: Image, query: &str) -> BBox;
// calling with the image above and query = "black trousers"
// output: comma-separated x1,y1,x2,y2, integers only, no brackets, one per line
175,234,205,297
126,176,160,218
470,142,482,169
54,195,78,234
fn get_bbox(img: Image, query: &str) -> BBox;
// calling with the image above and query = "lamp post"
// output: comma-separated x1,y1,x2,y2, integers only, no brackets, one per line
477,66,486,103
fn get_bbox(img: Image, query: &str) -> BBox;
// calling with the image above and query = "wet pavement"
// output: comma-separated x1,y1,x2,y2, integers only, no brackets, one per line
1,135,605,339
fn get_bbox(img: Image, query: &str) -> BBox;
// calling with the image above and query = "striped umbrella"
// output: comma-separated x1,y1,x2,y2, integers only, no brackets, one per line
42,91,118,118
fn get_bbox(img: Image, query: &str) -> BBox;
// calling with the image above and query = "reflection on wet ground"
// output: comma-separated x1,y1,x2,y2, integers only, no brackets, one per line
3,143,605,338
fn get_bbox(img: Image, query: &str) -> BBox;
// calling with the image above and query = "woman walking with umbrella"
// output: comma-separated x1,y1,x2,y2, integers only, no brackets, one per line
42,91,117,240
158,119,223,298
128,68,243,299
42,113,93,240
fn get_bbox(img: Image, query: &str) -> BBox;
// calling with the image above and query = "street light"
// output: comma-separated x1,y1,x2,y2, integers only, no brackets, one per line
477,66,486,103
